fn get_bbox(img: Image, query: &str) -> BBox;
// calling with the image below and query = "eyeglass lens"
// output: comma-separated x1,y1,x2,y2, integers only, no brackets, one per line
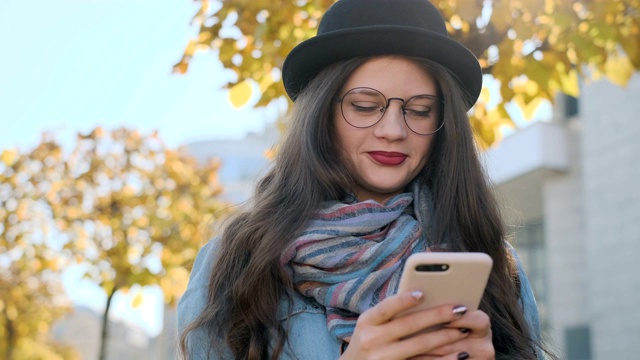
340,87,442,135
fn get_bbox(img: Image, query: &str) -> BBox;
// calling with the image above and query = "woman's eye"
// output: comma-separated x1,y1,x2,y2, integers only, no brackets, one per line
405,108,432,118
351,102,382,113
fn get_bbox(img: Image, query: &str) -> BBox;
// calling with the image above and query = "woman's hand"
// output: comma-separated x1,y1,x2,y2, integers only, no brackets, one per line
339,291,494,360
413,309,494,360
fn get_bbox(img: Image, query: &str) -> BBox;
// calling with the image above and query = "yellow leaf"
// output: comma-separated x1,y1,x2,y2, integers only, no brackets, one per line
1,148,18,166
49,257,62,271
185,40,197,57
470,115,496,149
496,103,515,128
131,292,144,308
522,97,543,120
559,68,580,97
259,73,274,93
604,53,634,87
228,80,253,108
474,102,487,118
172,61,189,75
479,87,491,104
524,79,539,97
480,126,496,148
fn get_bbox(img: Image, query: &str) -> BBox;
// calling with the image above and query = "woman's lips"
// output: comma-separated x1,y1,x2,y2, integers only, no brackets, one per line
368,151,408,166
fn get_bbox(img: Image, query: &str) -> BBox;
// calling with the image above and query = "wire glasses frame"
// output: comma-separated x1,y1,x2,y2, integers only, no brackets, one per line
334,87,445,135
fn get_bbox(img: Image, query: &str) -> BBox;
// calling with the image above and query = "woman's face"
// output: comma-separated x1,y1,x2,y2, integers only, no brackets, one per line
334,56,440,204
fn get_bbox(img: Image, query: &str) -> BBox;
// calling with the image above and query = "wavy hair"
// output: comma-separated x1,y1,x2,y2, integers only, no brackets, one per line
180,56,555,359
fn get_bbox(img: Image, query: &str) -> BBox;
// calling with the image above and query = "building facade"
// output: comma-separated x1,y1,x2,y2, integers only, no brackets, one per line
485,74,640,359
186,124,280,204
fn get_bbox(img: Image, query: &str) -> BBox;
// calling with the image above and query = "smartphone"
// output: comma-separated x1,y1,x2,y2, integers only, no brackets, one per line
396,252,493,317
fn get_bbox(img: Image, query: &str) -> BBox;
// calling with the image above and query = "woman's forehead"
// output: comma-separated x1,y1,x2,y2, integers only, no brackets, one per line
340,56,438,96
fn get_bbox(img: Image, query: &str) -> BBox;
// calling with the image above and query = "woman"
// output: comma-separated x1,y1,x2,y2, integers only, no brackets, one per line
179,0,552,359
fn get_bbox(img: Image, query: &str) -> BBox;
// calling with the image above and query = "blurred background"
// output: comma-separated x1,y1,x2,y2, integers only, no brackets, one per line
0,0,638,359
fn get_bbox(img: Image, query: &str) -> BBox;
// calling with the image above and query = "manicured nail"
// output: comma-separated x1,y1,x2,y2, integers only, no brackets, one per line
457,352,470,360
411,290,424,301
452,305,467,317
459,327,471,334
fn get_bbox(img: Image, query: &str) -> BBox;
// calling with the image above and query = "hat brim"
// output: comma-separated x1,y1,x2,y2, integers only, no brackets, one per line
282,25,483,107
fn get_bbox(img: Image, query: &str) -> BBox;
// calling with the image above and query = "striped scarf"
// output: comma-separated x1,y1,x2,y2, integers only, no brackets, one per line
281,183,434,341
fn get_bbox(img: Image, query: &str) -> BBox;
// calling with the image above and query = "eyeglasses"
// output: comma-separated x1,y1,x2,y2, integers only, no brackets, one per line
334,87,444,135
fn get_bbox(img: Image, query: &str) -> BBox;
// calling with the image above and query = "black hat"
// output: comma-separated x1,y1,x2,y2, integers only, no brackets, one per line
282,0,483,108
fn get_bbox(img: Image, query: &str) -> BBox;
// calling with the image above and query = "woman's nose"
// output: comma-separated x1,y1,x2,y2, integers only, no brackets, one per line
372,100,408,141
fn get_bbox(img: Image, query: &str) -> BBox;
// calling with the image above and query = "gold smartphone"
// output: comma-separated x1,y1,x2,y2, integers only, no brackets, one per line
396,252,493,317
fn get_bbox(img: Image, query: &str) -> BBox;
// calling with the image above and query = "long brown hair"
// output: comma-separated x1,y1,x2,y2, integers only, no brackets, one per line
180,56,553,359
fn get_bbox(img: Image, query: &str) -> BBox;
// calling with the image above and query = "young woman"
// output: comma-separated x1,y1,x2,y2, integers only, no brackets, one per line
179,0,553,359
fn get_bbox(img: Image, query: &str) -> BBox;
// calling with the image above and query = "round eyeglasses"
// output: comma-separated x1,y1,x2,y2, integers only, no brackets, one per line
334,87,444,135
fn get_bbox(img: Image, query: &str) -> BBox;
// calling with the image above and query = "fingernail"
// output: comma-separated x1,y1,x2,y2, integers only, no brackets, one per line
411,290,423,301
452,305,467,317
459,327,471,334
457,352,470,360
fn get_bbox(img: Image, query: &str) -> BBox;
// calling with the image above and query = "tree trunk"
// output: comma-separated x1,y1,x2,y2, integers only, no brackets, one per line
4,308,16,360
98,287,117,360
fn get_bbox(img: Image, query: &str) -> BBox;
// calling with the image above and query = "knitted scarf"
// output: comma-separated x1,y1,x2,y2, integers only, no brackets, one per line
281,182,436,341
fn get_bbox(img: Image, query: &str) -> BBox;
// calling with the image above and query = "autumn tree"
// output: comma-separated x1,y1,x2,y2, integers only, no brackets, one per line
43,127,227,360
2,127,227,359
175,0,640,147
0,142,78,360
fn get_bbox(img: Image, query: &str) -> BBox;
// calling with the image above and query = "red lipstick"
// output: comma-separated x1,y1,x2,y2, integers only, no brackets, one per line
368,151,407,166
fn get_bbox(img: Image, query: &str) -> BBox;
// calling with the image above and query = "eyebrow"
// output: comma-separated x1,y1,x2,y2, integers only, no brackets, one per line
350,87,437,97
349,88,381,95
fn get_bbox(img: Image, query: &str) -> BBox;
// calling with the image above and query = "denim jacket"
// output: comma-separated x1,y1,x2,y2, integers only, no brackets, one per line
178,239,542,359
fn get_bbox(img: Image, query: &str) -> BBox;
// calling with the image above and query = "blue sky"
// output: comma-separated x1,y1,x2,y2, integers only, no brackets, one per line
0,0,277,153
0,0,278,337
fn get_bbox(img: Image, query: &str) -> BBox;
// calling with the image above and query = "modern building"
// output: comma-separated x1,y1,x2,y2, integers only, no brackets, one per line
485,74,640,359
186,123,280,204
